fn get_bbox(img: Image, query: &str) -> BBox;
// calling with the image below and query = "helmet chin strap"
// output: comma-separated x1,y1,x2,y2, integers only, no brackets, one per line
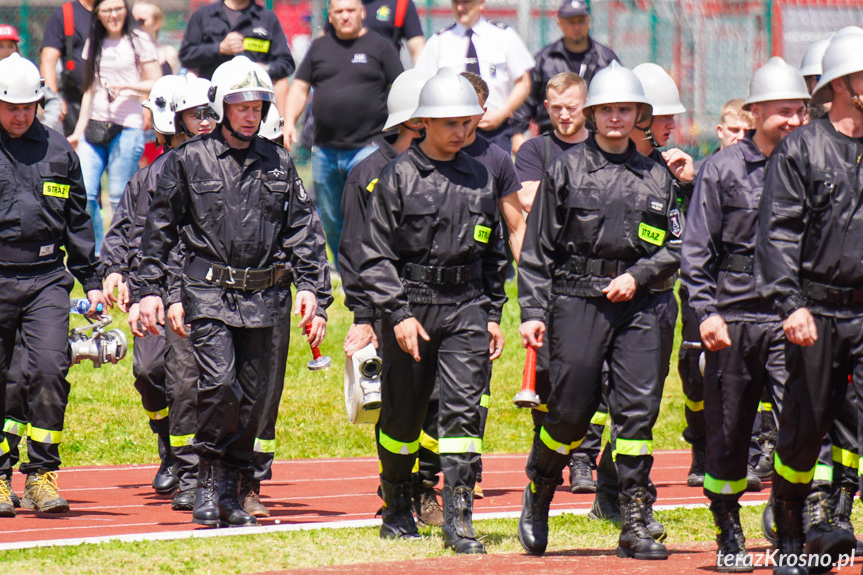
636,124,661,148
222,115,258,142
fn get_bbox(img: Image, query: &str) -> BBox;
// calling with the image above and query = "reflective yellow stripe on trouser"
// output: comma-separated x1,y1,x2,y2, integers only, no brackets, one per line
832,446,859,470
813,463,832,482
438,437,482,454
590,411,608,426
704,473,747,496
758,401,773,413
378,429,419,456
254,438,276,453
774,452,816,484
684,394,704,412
29,426,62,444
419,431,439,454
144,407,169,421
170,434,195,448
0,438,8,456
480,394,491,409
613,438,654,461
3,418,29,437
540,426,581,455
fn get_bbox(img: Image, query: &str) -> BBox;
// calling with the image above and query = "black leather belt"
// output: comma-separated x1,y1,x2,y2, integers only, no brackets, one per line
801,279,863,305
400,261,482,285
566,255,632,279
718,253,754,274
0,241,60,264
185,257,284,292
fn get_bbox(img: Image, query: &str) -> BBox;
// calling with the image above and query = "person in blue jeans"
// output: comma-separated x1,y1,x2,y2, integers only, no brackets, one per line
284,0,402,266
67,0,161,255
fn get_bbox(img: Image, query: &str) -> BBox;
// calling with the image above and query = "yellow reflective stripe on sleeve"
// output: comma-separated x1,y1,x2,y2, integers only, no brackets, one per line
704,473,748,495
28,426,62,444
254,438,276,454
539,426,582,455
438,437,482,454
614,438,654,457
480,394,491,409
144,406,170,421
589,411,608,426
832,446,859,470
366,178,379,193
419,430,439,454
774,453,815,484
378,460,383,474
533,404,548,413
3,419,28,437
0,438,8,455
758,402,773,412
378,429,419,455
169,434,195,448
814,463,833,482
684,395,704,412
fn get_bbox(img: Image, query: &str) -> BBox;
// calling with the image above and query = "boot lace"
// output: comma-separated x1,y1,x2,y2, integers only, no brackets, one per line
0,477,11,504
36,471,61,499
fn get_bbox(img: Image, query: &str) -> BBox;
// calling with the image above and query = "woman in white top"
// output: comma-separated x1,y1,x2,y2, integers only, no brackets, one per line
68,0,160,255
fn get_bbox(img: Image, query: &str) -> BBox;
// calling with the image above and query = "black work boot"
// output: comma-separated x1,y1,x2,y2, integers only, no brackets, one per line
745,466,763,492
803,489,855,574
763,493,777,545
172,488,195,511
441,486,485,554
568,455,596,494
517,475,562,556
831,485,863,553
379,478,420,540
641,489,667,542
772,498,807,575
238,474,269,518
218,466,256,527
711,500,752,573
192,458,220,527
152,433,179,494
753,436,775,479
588,485,622,524
616,488,668,560
687,444,706,488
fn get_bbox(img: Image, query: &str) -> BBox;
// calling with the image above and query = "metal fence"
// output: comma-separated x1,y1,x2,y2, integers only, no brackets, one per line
2,0,862,152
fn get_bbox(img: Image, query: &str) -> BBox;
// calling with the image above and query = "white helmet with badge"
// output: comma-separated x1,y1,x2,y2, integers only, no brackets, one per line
583,60,653,124
143,75,186,135
207,55,275,123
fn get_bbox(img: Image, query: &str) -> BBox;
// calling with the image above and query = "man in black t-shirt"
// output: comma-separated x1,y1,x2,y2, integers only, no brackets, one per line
324,0,425,63
511,0,617,154
40,0,93,136
284,0,402,267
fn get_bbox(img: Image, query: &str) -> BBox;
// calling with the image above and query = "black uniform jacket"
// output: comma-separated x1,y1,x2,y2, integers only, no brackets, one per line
682,133,772,323
339,137,397,325
756,117,863,319
138,131,323,327
519,135,682,323
0,121,100,291
358,142,508,326
179,1,295,81
511,37,618,134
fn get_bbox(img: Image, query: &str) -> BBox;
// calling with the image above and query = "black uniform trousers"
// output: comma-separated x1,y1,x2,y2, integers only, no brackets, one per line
533,292,663,494
377,296,489,490
0,268,74,473
1,331,26,477
773,312,863,502
703,319,786,502
165,326,199,492
250,286,292,482
678,285,706,447
131,330,169,435
829,385,859,489
189,318,273,471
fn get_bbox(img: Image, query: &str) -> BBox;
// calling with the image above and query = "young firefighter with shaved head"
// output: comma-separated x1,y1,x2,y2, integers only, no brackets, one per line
682,57,815,573
359,67,507,554
517,61,680,560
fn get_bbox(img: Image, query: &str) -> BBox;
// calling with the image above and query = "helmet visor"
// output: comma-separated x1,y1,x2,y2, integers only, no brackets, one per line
224,90,274,106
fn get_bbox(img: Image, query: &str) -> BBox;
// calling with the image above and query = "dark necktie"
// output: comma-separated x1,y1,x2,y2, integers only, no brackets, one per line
465,29,480,75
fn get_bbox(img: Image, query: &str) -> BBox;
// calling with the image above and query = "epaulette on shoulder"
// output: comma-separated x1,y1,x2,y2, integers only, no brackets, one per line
489,20,510,30
437,22,457,34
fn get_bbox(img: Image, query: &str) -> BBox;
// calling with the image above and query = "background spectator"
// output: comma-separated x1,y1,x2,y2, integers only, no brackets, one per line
132,1,179,75
284,0,402,268
40,0,94,136
324,0,425,65
67,0,160,256
0,24,18,60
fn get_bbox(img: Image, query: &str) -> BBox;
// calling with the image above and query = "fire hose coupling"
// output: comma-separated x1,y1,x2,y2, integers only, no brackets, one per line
345,343,382,425
69,314,128,369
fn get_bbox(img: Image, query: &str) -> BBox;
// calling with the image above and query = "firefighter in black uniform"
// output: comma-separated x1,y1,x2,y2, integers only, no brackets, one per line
101,74,215,510
0,53,106,517
138,56,324,528
517,61,680,560
756,34,863,575
359,67,507,554
681,57,812,572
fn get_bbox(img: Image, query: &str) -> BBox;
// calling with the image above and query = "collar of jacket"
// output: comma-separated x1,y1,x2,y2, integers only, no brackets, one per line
379,135,398,162
547,37,596,58
454,17,489,37
407,141,473,175
217,0,260,25
738,130,767,164
210,128,266,165
584,134,646,176
1,118,45,143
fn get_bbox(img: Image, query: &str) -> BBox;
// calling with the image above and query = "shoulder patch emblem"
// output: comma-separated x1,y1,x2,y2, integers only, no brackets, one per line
438,23,457,34
669,208,682,238
295,178,309,202
490,20,509,30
